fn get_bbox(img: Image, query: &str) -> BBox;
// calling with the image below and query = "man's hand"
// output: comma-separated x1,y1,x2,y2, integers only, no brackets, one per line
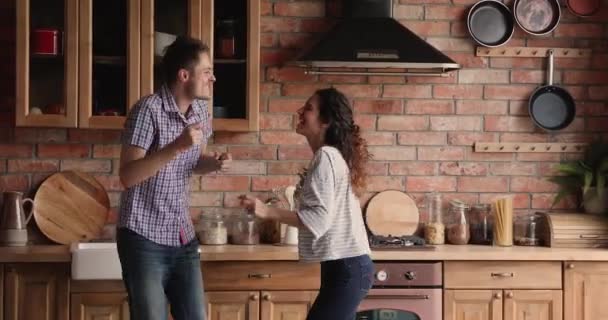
172,123,203,152
216,152,232,173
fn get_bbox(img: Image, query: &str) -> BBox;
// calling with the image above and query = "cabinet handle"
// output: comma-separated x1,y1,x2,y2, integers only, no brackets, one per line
263,294,271,301
248,273,271,279
506,292,514,298
491,272,514,278
494,293,502,299
567,263,575,269
250,294,259,301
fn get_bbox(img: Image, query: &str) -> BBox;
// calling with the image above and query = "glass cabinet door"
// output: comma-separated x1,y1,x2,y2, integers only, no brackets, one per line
16,0,78,127
79,0,141,129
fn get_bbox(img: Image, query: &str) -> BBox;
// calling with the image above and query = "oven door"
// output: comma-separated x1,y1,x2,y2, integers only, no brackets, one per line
356,288,441,320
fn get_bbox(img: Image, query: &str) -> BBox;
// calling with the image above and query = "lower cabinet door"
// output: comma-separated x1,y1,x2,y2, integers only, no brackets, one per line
260,291,317,320
503,290,562,320
206,291,260,320
444,289,503,320
71,293,129,320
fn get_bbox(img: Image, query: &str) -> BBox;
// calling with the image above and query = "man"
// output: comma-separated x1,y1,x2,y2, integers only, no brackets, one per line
117,36,229,320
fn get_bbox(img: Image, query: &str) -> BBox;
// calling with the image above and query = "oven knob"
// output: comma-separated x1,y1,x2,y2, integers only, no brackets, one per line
375,270,388,282
404,271,416,281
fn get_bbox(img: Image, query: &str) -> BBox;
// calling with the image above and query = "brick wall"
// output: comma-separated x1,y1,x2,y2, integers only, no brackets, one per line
1,0,608,230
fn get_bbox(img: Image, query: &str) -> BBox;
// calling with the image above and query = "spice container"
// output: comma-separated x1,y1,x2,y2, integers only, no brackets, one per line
493,196,513,246
229,211,260,245
469,204,493,245
424,193,445,245
217,19,236,58
447,200,470,245
514,214,541,246
197,213,228,245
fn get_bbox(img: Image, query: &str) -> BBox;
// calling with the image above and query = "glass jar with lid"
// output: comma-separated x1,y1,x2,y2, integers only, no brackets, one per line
469,204,493,245
424,193,445,245
197,212,228,245
229,210,260,245
447,199,470,245
514,213,541,246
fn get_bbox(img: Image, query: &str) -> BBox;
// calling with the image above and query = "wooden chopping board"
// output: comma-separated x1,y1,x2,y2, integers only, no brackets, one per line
33,171,110,244
365,190,419,236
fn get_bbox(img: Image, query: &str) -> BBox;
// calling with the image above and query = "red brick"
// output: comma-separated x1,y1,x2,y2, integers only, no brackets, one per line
38,144,89,158
389,162,436,175
261,17,301,32
8,159,58,172
553,133,597,143
252,176,299,191
0,144,32,158
68,130,121,143
562,86,587,101
440,162,487,176
267,161,308,175
405,73,457,84
512,70,558,84
484,116,535,132
400,21,450,36
555,24,604,38
354,99,403,114
367,176,405,192
539,163,561,176
261,49,295,66
278,146,313,160
511,177,558,193
383,85,432,98
261,132,306,145
434,85,483,99
94,175,124,191
201,176,250,191
266,66,315,82
367,162,388,175
450,21,467,37
320,74,367,84
279,33,314,49
268,98,306,113
586,118,608,132
516,153,561,162
354,114,377,131
576,102,608,116
400,0,450,4
406,100,454,115
490,58,543,69
465,149,514,161
0,160,5,172
449,52,488,68
362,132,395,146
559,118,586,133
93,145,121,158
592,54,608,69
61,160,111,173
499,133,547,142
189,192,222,207
485,85,535,100
377,116,428,131
260,33,277,47
283,84,328,97
458,70,509,84
526,38,576,48
274,2,325,17
398,132,446,146
407,176,457,192
393,5,424,19
260,114,294,130
430,116,482,131
369,146,416,161
190,176,201,191
333,85,381,98
448,132,497,146
590,86,608,100
509,101,529,116
480,193,530,209
368,76,405,84
224,161,266,175
0,175,28,192
418,147,465,161
213,132,259,145
261,0,272,15
552,57,592,70
223,192,268,208
490,163,537,176
456,100,508,115
427,38,474,51
458,177,509,192
425,5,466,19
229,146,277,160
300,19,335,33
261,83,282,96
13,128,67,143
532,193,576,210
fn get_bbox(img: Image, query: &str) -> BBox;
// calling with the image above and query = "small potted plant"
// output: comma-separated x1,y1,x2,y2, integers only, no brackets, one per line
549,140,608,214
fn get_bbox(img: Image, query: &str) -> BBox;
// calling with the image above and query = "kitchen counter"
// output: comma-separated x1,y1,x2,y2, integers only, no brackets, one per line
3,244,608,263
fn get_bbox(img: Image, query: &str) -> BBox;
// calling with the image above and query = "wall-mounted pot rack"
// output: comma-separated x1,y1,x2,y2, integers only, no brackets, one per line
475,46,592,58
474,142,588,153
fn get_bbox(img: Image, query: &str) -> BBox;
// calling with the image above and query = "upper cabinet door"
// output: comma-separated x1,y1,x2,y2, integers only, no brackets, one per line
16,0,79,127
79,0,141,129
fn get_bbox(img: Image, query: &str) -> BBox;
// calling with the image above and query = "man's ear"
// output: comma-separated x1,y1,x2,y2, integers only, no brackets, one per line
177,68,190,83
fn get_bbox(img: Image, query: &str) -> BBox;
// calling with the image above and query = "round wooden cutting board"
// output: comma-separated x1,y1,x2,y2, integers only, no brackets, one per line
365,190,420,237
33,171,110,244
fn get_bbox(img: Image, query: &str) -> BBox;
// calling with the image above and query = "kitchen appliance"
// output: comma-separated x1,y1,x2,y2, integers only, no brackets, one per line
566,0,601,17
0,191,34,246
369,234,432,250
514,0,561,36
32,28,62,56
356,261,443,320
467,0,514,47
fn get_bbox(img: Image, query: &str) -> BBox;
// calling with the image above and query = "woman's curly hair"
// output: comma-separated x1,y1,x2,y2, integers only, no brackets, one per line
315,87,371,197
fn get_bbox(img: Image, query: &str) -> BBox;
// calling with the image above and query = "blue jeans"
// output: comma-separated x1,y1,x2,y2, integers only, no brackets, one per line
116,228,205,320
307,254,374,320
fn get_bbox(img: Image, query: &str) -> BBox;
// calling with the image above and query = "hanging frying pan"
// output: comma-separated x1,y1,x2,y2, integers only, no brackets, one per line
566,0,601,17
467,0,514,47
514,0,561,36
529,50,576,131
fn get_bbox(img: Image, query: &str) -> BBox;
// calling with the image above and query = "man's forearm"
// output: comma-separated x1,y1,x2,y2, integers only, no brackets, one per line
266,207,305,229
120,143,181,188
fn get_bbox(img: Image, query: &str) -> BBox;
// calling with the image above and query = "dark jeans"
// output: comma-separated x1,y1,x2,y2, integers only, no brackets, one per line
116,228,205,320
307,254,374,320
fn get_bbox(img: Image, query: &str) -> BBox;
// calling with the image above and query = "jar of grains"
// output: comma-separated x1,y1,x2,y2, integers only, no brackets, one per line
424,193,445,245
197,213,228,245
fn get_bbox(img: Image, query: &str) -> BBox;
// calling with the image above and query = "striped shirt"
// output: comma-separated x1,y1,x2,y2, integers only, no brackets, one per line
118,84,212,247
296,146,371,262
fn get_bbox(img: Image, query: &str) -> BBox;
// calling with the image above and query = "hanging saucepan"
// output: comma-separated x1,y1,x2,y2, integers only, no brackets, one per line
529,50,576,131
514,0,561,36
566,0,601,17
467,0,515,47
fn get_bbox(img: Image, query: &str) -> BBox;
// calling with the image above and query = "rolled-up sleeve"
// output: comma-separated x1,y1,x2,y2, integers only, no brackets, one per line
122,103,155,151
297,151,336,239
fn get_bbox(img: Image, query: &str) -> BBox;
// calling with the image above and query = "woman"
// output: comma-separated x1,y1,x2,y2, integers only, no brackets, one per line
239,87,373,320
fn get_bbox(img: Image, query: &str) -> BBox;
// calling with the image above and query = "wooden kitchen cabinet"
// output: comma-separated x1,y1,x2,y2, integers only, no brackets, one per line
444,290,503,320
564,262,608,320
71,293,129,320
503,290,562,320
260,291,317,320
1,264,3,320
206,291,259,320
3,263,69,320
206,290,316,320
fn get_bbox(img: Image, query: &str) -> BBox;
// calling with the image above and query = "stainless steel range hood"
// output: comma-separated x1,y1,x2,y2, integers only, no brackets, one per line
291,0,460,77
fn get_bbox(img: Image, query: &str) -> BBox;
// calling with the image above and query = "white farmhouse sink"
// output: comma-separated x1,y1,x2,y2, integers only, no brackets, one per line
70,242,122,280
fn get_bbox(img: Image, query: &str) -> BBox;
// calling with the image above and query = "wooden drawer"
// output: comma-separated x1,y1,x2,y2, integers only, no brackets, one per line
202,261,320,291
444,261,562,289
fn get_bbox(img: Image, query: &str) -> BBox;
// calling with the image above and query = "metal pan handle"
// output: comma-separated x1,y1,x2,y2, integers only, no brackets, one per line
548,49,554,86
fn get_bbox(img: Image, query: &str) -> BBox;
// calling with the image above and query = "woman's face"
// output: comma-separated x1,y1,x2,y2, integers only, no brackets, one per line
296,94,327,140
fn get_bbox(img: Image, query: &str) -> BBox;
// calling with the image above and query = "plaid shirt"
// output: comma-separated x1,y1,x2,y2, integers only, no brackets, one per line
118,85,212,247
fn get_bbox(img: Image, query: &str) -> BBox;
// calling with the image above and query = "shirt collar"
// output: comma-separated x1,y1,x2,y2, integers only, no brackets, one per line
159,84,205,119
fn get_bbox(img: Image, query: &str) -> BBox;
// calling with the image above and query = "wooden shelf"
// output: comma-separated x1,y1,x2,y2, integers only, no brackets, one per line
474,142,587,153
215,59,247,64
476,46,592,58
93,56,126,65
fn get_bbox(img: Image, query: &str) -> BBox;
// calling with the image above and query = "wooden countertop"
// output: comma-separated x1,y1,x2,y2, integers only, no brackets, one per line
2,244,608,263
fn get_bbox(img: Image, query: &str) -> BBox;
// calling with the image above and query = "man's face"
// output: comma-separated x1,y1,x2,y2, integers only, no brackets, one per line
184,52,215,100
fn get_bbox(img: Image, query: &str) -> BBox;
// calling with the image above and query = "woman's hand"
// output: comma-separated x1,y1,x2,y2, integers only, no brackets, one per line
238,195,270,219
